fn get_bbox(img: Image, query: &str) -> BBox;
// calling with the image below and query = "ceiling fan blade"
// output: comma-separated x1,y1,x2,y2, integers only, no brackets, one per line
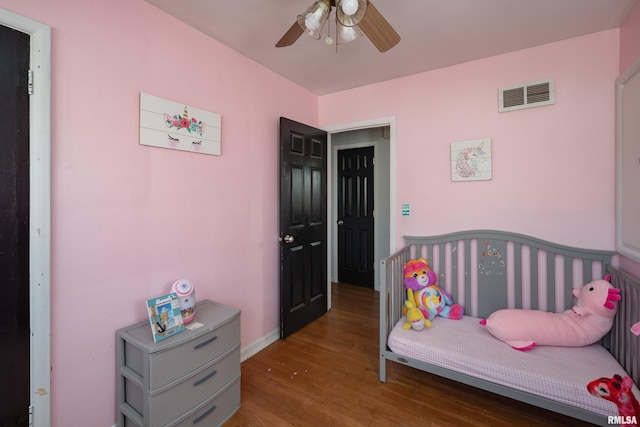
358,1,400,52
276,21,304,48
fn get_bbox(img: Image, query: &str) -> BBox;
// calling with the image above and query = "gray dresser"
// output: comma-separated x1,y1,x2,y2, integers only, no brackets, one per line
116,300,240,426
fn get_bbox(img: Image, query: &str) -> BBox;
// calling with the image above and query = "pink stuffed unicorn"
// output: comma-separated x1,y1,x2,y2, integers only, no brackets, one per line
480,275,621,351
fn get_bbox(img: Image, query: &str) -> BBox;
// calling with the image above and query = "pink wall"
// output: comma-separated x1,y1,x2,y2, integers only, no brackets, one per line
1,0,635,425
320,30,619,250
0,1,318,426
618,0,640,278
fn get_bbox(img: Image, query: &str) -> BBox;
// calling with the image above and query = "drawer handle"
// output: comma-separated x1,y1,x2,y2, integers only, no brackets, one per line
194,336,217,349
193,405,216,424
193,370,217,387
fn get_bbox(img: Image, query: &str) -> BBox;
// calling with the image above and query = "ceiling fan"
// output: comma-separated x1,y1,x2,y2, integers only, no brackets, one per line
275,0,400,53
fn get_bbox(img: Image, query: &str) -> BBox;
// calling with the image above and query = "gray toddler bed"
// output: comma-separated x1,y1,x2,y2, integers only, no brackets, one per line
379,230,640,426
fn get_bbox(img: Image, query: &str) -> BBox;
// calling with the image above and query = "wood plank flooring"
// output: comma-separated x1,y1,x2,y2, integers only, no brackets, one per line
226,283,593,426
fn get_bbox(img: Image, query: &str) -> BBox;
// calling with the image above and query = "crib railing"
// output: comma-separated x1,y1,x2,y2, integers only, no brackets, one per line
606,265,640,389
379,245,410,346
380,231,639,390
396,231,614,319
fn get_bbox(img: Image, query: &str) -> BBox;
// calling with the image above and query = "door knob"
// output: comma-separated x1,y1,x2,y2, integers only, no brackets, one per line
337,220,344,225
282,235,294,243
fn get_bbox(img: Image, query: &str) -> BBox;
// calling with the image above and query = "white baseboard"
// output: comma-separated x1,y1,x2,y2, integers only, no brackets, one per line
240,328,279,362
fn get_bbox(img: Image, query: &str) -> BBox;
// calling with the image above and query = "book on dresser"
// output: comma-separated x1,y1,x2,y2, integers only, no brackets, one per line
146,292,185,342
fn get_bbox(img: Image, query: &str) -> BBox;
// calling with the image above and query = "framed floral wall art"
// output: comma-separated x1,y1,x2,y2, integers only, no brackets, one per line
139,92,221,156
450,138,492,182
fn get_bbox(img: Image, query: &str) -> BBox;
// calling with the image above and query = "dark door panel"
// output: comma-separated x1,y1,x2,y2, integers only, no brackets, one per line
0,23,31,427
337,146,374,288
279,118,327,338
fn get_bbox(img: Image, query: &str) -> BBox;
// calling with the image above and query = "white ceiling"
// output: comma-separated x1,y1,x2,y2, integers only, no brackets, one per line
145,0,637,95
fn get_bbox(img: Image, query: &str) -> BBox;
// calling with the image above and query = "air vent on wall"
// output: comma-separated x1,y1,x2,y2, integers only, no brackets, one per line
498,78,555,112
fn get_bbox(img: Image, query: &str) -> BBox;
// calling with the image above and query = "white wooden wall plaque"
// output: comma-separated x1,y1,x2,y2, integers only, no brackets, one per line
616,58,640,263
140,92,221,156
451,138,492,182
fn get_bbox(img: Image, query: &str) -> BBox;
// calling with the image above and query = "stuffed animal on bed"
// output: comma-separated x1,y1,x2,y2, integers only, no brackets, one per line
587,374,639,419
404,258,437,291
415,285,464,321
403,258,463,321
480,276,621,351
402,288,432,331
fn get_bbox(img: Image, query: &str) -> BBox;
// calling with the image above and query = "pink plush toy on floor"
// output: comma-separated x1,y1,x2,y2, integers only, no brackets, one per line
480,275,620,351
587,374,639,420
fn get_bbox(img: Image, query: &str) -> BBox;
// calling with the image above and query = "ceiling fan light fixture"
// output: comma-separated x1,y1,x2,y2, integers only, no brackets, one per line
340,0,359,15
337,23,363,44
337,0,367,27
297,0,331,40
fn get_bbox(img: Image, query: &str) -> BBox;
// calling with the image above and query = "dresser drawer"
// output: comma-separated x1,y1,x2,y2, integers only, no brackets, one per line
145,346,240,426
173,378,241,427
148,316,239,391
116,300,241,427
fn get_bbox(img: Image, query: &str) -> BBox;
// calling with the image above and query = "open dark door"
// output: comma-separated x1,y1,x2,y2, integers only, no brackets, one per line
279,117,327,338
337,146,374,288
0,24,30,427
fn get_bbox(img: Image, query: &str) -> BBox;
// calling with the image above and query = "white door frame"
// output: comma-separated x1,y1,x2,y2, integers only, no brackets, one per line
0,8,51,426
324,116,397,308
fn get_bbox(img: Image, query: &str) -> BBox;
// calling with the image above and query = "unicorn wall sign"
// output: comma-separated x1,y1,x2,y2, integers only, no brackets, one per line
450,138,492,182
139,92,221,156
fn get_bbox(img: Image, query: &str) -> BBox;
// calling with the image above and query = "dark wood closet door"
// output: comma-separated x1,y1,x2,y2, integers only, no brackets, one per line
0,23,31,427
337,146,374,288
279,117,327,338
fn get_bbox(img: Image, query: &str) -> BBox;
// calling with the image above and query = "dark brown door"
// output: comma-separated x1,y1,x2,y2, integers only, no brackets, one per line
337,146,374,288
0,24,30,427
279,117,327,338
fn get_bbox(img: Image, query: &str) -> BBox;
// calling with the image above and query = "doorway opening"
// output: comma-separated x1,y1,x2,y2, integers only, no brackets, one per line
325,116,397,307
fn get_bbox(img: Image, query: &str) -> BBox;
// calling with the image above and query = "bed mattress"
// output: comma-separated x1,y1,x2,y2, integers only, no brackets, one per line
388,315,639,417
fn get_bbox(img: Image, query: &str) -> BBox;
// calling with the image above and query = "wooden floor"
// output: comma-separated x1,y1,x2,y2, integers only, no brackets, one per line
226,283,593,427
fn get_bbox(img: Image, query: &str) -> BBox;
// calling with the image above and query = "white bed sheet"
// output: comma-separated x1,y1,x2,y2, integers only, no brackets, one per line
388,315,639,417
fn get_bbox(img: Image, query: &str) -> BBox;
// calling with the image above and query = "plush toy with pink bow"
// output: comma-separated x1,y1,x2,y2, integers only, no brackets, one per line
480,275,621,351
